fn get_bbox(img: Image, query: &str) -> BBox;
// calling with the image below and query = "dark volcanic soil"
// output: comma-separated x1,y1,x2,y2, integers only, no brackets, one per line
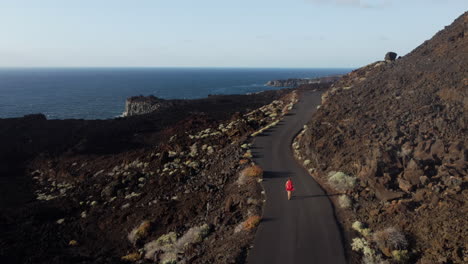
0,89,305,264
295,12,467,264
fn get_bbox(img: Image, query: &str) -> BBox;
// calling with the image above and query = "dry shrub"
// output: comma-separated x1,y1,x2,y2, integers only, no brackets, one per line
372,227,407,251
237,165,263,185
243,215,261,231
121,252,141,262
128,220,152,244
239,159,249,165
242,165,263,178
243,151,253,158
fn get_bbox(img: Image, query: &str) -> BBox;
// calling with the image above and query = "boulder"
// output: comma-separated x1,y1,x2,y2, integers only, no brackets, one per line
398,177,414,192
413,188,428,202
373,181,404,202
385,52,397,61
414,140,433,160
430,139,445,159
402,159,424,185
420,175,429,185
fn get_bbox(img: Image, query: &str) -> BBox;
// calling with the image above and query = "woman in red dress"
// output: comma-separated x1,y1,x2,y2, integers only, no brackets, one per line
285,177,294,200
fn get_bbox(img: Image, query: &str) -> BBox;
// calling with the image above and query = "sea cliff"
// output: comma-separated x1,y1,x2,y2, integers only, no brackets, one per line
122,95,174,117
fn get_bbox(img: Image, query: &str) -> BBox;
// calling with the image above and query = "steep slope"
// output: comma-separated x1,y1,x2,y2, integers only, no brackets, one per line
295,12,467,264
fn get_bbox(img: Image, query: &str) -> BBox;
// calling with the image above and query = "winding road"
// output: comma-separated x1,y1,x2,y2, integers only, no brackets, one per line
246,91,347,264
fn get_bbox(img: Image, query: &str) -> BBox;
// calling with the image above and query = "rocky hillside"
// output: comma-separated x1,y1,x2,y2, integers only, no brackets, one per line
294,12,467,264
0,89,301,264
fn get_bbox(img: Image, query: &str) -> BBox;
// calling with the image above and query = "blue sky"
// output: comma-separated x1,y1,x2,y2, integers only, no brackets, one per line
0,0,466,68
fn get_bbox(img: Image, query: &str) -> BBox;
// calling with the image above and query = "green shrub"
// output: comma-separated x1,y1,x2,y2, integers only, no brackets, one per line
338,195,352,209
144,225,210,262
160,252,178,264
327,171,356,191
352,221,371,237
352,237,388,264
174,224,210,250
392,250,410,263
144,232,177,259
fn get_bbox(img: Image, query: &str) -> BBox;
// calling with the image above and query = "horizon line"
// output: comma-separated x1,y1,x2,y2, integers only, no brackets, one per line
0,66,355,70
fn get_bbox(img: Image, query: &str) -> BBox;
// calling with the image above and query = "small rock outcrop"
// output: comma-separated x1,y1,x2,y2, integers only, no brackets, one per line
384,51,397,61
122,95,170,117
266,75,342,87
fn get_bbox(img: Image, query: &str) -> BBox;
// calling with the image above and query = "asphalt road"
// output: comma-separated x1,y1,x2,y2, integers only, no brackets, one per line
246,91,347,264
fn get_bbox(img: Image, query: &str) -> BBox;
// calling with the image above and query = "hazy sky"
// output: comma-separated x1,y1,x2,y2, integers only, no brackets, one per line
0,0,466,68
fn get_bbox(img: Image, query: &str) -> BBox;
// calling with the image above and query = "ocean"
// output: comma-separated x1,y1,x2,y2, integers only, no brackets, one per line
0,68,351,120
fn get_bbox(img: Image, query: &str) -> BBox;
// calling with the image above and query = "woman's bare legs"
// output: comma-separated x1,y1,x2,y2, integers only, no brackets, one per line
287,191,291,200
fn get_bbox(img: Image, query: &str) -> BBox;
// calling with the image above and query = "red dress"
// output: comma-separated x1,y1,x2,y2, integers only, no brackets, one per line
285,180,294,191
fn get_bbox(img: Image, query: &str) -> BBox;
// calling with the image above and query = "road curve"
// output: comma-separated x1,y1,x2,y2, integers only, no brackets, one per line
246,91,347,264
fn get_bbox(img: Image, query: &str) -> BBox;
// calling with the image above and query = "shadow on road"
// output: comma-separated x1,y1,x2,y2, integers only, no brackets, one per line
263,171,293,179
292,193,342,200
260,217,276,223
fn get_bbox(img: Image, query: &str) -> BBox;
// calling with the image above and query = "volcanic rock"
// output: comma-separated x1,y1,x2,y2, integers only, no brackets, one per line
122,95,171,116
384,51,397,61
297,12,467,264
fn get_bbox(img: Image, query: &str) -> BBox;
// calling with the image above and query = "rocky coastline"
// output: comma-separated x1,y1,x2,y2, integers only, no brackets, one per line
121,76,340,118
